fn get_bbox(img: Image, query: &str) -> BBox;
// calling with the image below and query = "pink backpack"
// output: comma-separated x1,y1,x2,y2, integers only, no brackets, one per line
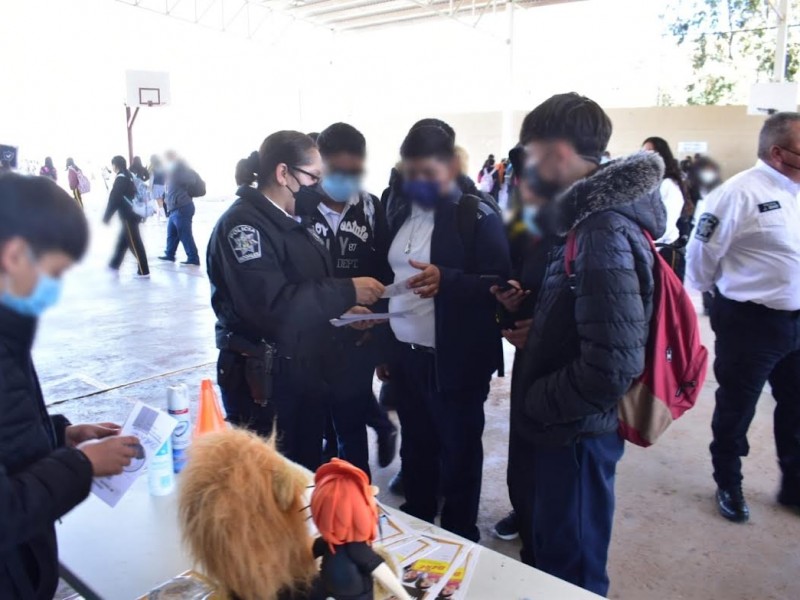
565,227,708,447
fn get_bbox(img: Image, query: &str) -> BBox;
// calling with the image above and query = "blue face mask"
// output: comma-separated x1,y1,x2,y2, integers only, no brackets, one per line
321,173,361,204
403,180,441,210
522,205,541,236
1,257,63,318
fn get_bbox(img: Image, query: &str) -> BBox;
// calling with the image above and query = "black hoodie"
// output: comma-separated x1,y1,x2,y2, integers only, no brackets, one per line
511,152,667,446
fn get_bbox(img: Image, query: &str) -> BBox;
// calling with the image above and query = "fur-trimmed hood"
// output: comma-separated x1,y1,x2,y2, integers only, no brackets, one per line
555,151,666,237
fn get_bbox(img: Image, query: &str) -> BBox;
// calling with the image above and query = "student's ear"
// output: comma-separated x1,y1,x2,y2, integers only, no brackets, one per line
0,237,27,275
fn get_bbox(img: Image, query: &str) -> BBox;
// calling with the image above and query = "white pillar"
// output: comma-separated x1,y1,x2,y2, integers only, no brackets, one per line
773,0,789,82
500,0,516,154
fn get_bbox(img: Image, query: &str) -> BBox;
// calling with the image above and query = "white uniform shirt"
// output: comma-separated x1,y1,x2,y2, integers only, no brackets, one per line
656,178,685,245
686,160,800,311
317,201,350,232
388,207,436,348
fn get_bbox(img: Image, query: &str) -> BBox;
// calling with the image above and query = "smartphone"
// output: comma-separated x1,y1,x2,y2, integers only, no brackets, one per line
480,275,517,293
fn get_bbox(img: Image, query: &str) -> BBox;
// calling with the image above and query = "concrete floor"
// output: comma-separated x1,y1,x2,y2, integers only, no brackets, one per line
47,197,799,600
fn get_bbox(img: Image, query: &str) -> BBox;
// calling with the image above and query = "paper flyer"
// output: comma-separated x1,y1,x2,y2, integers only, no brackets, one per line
381,278,412,298
392,536,470,600
382,536,440,568
376,505,415,545
436,546,481,599
91,401,177,507
330,310,412,327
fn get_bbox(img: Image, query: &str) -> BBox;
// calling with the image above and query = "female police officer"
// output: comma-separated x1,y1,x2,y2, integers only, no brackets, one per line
207,130,384,471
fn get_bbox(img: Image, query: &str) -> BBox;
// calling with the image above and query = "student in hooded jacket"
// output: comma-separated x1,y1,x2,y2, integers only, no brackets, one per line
300,122,398,478
379,123,511,542
509,93,665,597
0,173,140,599
206,131,384,472
103,156,150,278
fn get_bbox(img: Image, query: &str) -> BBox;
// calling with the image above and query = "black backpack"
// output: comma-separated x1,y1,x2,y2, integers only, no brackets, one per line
187,170,206,198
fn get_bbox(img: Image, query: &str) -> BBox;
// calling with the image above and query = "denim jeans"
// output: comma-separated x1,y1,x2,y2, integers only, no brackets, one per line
165,202,199,263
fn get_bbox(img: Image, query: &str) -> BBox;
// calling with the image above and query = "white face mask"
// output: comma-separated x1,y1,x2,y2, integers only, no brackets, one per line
698,169,716,185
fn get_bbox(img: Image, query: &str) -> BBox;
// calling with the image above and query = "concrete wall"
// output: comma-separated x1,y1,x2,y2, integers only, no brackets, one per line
429,105,769,181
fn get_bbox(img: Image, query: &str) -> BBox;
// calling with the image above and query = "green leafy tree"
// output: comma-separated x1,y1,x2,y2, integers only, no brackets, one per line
666,0,800,105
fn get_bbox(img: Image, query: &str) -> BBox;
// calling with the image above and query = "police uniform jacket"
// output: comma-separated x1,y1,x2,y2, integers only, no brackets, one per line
207,185,356,359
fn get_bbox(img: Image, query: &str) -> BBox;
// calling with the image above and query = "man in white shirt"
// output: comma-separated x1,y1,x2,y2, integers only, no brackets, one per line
686,112,800,523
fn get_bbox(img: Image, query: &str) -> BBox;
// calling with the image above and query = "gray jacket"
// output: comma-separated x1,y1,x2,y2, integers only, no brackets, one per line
165,161,196,212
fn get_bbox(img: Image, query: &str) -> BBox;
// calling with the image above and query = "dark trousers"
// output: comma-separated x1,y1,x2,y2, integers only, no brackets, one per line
392,344,487,542
217,351,326,472
326,343,395,479
110,219,149,275
165,202,199,263
508,430,624,597
710,295,800,490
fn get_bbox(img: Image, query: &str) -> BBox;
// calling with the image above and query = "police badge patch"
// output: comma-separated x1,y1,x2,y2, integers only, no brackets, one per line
228,225,262,263
694,213,720,243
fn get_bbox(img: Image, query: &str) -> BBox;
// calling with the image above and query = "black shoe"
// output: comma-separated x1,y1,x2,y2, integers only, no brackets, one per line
778,479,800,512
377,427,398,469
716,486,749,523
180,260,201,266
388,470,404,497
492,511,519,541
158,255,175,262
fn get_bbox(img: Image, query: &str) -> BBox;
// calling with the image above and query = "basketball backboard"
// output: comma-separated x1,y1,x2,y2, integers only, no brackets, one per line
748,82,798,116
125,70,171,107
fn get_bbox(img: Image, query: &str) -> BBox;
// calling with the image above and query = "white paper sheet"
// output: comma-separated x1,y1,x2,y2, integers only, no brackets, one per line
381,278,413,298
330,310,412,327
91,402,177,507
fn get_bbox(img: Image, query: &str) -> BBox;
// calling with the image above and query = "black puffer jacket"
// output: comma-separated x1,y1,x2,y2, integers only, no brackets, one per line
511,152,666,447
0,306,93,598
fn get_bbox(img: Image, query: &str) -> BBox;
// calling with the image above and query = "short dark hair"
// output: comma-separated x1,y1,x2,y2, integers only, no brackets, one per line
317,123,366,158
400,125,455,160
237,131,317,188
758,112,800,160
519,92,612,161
111,155,128,172
410,118,456,142
0,173,89,260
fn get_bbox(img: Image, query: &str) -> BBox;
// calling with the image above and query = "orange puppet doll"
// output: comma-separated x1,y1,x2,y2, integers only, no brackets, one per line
311,459,411,600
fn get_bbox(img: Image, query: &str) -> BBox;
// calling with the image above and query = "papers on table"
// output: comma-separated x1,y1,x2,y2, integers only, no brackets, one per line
91,401,177,508
330,309,413,327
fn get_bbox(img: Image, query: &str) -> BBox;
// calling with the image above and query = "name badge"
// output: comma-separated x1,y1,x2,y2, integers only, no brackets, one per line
758,201,781,213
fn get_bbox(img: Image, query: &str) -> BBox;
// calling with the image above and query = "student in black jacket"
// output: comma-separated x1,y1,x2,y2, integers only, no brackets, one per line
104,155,150,278
0,173,139,599
207,131,385,472
509,94,665,597
380,124,511,542
302,123,397,478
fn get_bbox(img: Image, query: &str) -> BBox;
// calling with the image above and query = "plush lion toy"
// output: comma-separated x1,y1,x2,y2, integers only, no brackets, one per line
178,428,318,600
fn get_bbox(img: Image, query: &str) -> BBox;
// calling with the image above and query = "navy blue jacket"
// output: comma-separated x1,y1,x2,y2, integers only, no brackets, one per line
386,190,511,391
511,152,667,446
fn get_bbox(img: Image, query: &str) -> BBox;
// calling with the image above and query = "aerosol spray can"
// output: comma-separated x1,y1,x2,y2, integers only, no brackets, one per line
148,438,176,496
167,384,191,473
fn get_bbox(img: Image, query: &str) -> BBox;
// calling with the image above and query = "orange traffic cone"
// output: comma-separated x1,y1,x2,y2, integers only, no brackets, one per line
194,379,227,436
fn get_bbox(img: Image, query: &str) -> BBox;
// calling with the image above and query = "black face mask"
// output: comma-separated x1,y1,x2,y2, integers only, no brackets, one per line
523,163,561,201
292,183,326,217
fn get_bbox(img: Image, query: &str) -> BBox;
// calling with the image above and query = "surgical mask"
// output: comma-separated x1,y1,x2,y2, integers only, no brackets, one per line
521,205,541,236
321,173,361,204
523,163,561,201
292,183,326,217
403,180,441,210
1,257,63,318
698,169,716,185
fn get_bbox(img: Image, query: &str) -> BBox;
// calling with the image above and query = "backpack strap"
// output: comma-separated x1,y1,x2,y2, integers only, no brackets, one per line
457,194,480,273
564,229,578,280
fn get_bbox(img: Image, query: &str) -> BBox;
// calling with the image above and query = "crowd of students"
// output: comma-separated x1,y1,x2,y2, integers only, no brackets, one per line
1,92,799,600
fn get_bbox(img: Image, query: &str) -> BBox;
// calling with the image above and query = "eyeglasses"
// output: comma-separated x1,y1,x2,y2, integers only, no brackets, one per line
289,166,321,185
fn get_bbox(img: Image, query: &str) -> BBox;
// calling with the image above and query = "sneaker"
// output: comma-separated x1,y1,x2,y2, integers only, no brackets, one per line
492,511,519,541
158,255,175,262
180,260,201,266
716,486,749,523
107,267,120,279
377,427,398,469
134,273,151,279
388,470,405,497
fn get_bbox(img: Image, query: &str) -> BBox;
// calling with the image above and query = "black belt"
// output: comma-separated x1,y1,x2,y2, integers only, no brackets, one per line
405,342,435,354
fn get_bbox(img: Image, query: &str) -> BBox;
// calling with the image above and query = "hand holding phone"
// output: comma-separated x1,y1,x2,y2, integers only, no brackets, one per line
490,279,530,312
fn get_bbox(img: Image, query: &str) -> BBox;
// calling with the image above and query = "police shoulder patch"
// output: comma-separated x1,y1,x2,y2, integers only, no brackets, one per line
228,224,262,263
694,213,720,243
